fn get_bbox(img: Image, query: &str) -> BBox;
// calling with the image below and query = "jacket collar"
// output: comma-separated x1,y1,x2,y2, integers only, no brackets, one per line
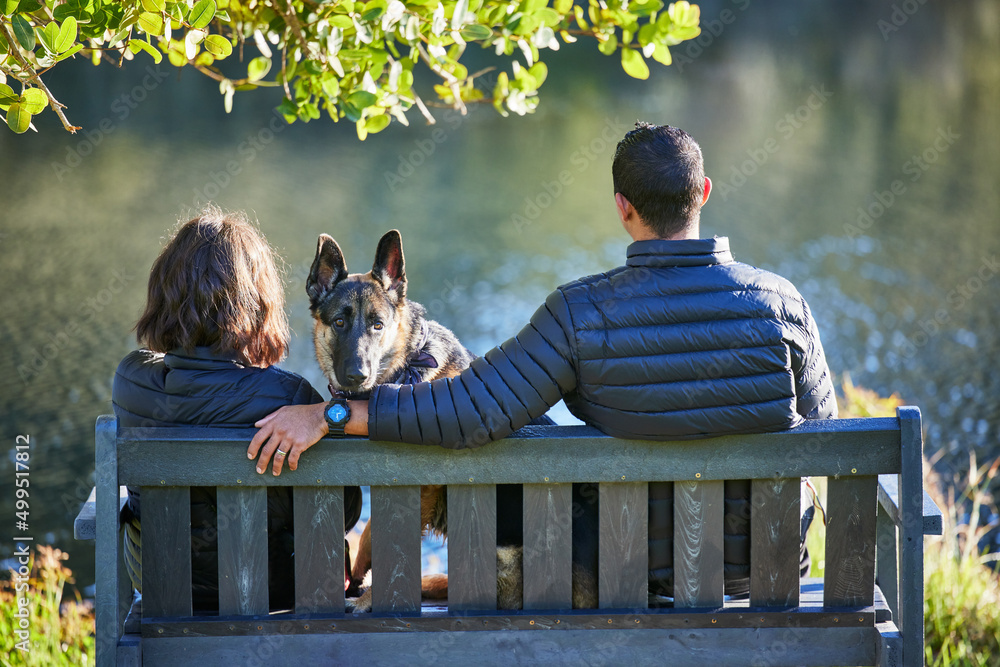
164,346,248,370
626,237,734,268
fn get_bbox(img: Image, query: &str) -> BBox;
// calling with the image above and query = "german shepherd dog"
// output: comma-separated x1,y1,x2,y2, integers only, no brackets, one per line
306,230,597,611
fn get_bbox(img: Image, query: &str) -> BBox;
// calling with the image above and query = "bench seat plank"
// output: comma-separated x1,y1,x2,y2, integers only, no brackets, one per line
371,485,421,613
824,476,877,608
449,485,498,611
140,486,193,618
293,487,345,614
217,487,269,615
674,480,724,608
750,477,801,607
599,482,648,609
522,483,573,610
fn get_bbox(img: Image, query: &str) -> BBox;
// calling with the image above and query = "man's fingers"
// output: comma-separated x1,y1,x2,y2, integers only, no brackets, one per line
255,408,282,428
287,447,301,471
248,422,273,460
256,438,282,474
272,444,290,476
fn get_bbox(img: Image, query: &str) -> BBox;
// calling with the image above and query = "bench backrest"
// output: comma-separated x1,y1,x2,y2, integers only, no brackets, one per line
93,407,927,666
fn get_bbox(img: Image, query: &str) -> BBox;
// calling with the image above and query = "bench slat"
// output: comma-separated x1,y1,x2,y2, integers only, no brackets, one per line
449,485,498,611
294,487,345,614
674,480,724,608
522,483,573,610
95,416,125,667
599,482,648,608
141,486,193,617
371,485,421,613
750,477,801,607
876,502,899,623
217,487,269,615
898,406,925,665
824,475,877,607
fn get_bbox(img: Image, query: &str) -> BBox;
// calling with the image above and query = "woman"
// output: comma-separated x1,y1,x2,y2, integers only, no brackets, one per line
113,207,361,611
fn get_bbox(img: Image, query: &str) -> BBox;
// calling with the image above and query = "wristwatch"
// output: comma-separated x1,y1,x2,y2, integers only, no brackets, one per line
324,398,350,437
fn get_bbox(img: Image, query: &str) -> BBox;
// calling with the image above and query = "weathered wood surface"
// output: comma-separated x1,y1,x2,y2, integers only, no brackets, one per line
876,621,903,667
140,486,192,618
674,480,724,608
448,485,498,611
116,417,904,487
750,477,801,607
370,485,421,613
522,483,573,610
877,474,942,536
824,475,878,608
95,415,125,667
897,407,925,667
293,487,345,614
138,626,879,667
216,487,269,615
598,482,648,609
876,503,899,623
74,486,128,540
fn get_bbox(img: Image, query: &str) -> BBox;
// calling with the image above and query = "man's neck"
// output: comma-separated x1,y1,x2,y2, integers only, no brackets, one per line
629,222,701,242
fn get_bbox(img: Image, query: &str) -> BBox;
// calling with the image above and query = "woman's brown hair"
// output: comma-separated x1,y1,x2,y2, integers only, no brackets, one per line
135,207,289,367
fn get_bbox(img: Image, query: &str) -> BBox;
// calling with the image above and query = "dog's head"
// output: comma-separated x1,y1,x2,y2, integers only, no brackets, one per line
306,230,411,393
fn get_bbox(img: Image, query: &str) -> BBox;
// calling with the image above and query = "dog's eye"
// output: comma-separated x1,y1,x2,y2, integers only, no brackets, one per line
373,321,384,331
334,318,345,328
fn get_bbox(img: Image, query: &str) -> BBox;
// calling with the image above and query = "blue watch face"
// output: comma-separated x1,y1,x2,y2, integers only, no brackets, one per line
327,404,348,423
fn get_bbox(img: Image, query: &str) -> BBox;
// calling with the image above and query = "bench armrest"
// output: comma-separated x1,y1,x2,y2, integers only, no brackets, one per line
877,474,943,536
74,486,129,540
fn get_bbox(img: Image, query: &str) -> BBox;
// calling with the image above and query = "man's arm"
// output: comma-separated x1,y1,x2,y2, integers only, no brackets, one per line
249,290,578,473
793,299,838,420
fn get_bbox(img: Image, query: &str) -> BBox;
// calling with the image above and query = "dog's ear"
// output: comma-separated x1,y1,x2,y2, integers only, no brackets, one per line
371,229,406,298
307,234,348,304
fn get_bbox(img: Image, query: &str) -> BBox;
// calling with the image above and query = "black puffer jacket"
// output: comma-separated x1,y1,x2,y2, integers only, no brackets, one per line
369,237,836,596
113,347,362,611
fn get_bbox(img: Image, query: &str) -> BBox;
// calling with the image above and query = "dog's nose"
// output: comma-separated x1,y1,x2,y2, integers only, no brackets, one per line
344,372,366,387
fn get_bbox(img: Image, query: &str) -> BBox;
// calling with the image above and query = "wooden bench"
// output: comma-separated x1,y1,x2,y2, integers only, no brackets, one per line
75,406,942,667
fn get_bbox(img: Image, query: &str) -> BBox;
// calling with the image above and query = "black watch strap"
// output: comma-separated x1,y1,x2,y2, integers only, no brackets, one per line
324,398,350,437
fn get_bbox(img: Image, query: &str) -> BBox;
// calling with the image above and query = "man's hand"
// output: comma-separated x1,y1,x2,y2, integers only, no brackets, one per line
248,403,328,476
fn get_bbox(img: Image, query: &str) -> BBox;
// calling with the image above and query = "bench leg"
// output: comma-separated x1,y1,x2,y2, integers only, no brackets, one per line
876,620,903,667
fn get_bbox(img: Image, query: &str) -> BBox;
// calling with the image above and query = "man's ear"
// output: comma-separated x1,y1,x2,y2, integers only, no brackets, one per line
702,177,712,206
307,234,348,305
372,229,406,298
614,192,633,224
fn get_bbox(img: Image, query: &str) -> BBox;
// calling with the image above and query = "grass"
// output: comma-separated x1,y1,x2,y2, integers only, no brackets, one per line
805,376,1000,666
0,545,94,667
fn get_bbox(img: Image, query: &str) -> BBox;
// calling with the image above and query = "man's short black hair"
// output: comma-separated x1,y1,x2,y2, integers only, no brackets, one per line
612,122,706,238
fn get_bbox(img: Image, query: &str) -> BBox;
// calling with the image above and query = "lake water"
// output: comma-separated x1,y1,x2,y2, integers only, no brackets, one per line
2,0,998,590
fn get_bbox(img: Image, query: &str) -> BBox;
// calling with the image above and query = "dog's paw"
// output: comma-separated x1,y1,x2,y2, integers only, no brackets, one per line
347,588,372,613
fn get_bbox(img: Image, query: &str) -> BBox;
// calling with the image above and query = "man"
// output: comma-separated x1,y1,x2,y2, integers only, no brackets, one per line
249,122,837,598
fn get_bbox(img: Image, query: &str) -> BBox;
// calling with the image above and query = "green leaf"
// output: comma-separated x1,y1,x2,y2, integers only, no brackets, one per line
650,42,670,65
365,113,390,134
19,87,46,114
203,33,231,57
55,41,84,61
0,82,17,105
248,55,270,81
360,0,386,22
328,14,353,28
188,0,215,29
11,14,35,51
141,0,165,11
535,7,559,26
127,38,163,63
459,23,491,40
138,11,163,35
39,21,58,53
6,102,30,133
621,46,648,79
347,90,377,109
527,61,547,87
597,32,617,56
55,16,77,52
1,0,18,16
553,0,572,13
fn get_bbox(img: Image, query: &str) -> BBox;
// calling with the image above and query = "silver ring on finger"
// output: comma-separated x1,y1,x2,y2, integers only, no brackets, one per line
276,449,287,457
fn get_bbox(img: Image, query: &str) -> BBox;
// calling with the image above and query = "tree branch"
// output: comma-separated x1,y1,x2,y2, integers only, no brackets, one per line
0,18,80,133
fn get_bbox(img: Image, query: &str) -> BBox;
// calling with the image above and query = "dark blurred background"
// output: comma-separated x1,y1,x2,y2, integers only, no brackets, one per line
2,0,998,591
